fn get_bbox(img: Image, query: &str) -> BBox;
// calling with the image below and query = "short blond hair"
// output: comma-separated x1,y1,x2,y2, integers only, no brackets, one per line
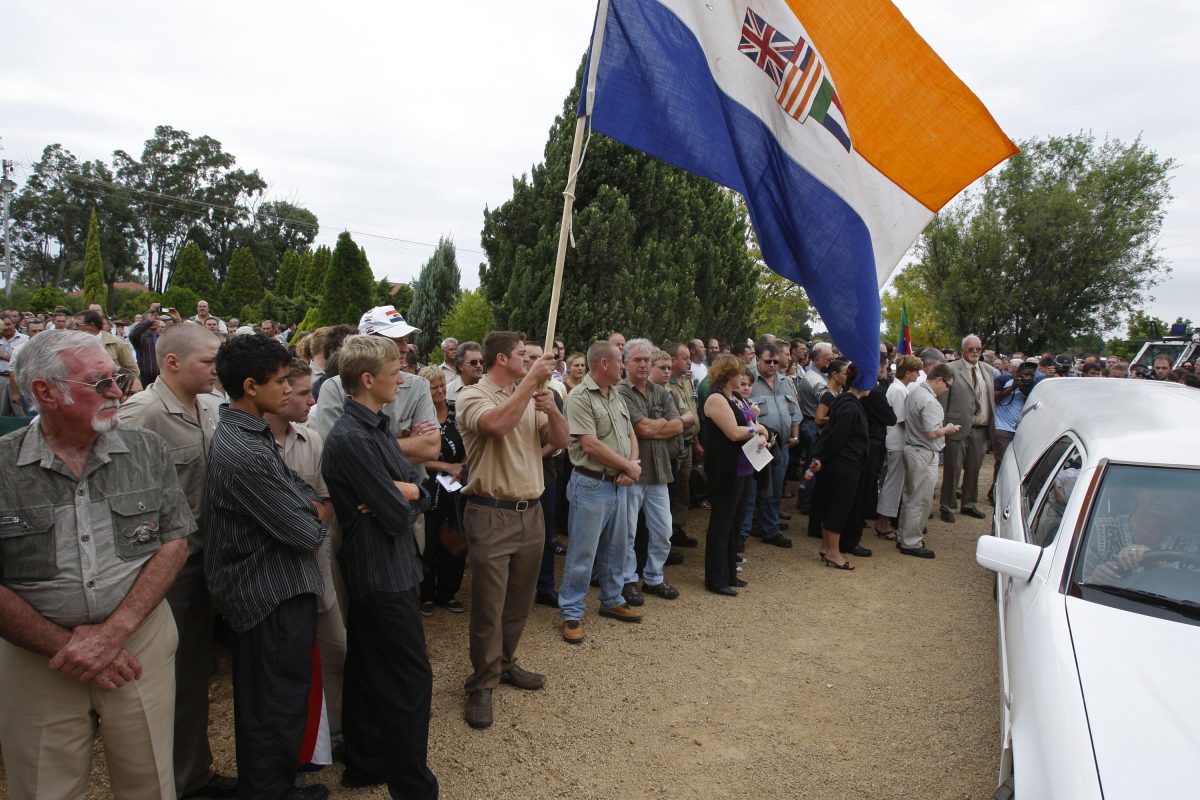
339,335,400,395
418,364,445,387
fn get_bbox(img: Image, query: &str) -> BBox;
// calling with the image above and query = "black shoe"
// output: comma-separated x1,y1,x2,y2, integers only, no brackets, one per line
940,510,956,523
665,551,685,566
622,582,645,607
285,786,330,800
419,600,435,617
182,774,238,799
899,546,936,559
642,581,681,600
500,664,546,690
554,541,567,555
844,545,872,557
340,772,383,789
706,585,738,597
437,598,466,613
778,522,790,531
762,534,793,549
779,511,792,520
732,577,749,587
671,533,699,548
736,538,746,553
960,507,986,519
465,688,494,729
535,590,559,608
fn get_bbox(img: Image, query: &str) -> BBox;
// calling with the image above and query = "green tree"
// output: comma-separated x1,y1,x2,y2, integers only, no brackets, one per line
390,280,415,314
439,289,496,349
276,250,302,297
305,245,332,296
162,286,200,317
118,291,163,321
82,209,107,310
26,286,70,314
906,133,1174,353
221,247,263,318
751,259,813,340
881,266,953,349
480,61,757,347
407,237,462,354
170,242,217,298
318,232,373,326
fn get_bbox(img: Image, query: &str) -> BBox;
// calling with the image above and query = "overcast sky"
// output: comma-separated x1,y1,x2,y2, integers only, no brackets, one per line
4,0,1197,331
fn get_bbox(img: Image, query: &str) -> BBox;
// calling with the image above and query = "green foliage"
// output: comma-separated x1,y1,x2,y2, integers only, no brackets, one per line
905,133,1174,353
480,62,757,348
751,256,813,340
390,281,415,314
276,250,302,297
162,286,200,317
296,305,322,334
221,247,263,318
26,286,71,314
318,232,374,326
1106,312,1193,361
881,266,953,349
407,237,462,354
170,242,217,298
260,291,310,326
82,209,107,310
439,289,496,349
118,292,163,320
306,245,332,296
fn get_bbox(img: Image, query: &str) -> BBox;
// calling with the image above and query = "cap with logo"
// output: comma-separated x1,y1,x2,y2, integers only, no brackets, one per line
358,306,420,339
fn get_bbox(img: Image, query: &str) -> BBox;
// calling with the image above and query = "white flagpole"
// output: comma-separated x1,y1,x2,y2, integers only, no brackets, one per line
543,0,610,352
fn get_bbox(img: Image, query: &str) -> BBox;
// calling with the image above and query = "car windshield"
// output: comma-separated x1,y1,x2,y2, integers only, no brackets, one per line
1133,342,1187,368
1074,464,1200,612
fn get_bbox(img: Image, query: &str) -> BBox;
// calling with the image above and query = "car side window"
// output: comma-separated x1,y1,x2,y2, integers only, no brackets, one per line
1020,436,1074,545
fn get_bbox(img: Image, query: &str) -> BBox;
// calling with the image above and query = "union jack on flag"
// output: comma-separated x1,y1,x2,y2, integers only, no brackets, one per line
738,8,797,84
739,8,852,152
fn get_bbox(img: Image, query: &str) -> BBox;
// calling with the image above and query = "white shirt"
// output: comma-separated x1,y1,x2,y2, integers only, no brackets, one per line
884,379,912,451
690,361,708,384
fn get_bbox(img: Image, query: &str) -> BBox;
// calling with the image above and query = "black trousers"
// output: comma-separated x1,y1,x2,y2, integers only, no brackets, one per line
343,590,439,800
705,474,751,589
167,554,215,796
420,502,466,604
231,593,316,800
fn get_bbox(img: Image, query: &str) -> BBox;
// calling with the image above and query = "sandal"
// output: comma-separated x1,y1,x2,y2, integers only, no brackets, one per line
818,552,854,570
875,528,897,541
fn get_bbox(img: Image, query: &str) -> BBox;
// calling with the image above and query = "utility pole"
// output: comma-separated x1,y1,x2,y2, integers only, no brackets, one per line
1,159,15,303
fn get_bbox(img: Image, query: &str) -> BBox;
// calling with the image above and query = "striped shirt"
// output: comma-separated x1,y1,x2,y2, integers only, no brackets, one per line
203,406,326,633
321,398,425,600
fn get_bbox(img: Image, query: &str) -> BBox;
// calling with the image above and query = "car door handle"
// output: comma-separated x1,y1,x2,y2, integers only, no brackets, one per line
1002,506,1010,520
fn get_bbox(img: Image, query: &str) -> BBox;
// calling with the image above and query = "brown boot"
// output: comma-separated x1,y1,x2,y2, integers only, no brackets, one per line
464,689,493,729
562,619,585,644
598,603,643,623
500,664,546,690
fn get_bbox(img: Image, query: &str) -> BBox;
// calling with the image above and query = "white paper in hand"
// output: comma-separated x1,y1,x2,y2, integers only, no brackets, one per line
741,436,773,472
436,473,463,493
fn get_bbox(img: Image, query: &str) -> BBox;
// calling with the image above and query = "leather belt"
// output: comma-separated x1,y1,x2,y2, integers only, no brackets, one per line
467,495,539,511
575,466,616,482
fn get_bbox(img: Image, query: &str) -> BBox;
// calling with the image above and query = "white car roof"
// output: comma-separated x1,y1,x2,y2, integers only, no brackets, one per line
1014,378,1200,469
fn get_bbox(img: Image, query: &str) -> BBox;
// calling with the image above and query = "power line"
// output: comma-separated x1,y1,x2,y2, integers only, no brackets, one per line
27,167,487,257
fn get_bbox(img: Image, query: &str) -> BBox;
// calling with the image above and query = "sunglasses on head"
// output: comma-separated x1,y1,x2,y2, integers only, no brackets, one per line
63,372,134,396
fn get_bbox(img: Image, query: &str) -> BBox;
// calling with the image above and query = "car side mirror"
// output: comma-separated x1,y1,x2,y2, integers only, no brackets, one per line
976,535,1043,581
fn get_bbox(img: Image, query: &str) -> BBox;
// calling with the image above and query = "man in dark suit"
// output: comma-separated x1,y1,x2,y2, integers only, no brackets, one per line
938,334,995,522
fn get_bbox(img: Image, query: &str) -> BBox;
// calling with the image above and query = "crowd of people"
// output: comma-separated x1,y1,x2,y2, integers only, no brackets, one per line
0,297,1197,800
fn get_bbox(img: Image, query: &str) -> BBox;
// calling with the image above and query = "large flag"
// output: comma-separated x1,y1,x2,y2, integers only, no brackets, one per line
898,302,912,355
579,0,1016,386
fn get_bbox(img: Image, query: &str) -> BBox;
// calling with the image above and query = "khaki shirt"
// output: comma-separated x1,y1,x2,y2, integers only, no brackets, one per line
457,375,549,501
0,423,194,627
565,373,633,474
116,381,220,552
667,374,698,444
276,422,336,612
100,330,139,377
617,378,678,485
904,382,947,452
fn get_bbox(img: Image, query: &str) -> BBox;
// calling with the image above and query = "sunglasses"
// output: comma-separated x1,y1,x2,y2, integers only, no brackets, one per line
761,359,779,365
63,372,134,396
463,359,483,366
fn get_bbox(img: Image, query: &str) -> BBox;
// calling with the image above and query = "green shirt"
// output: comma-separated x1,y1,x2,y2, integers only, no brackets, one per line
667,374,699,444
0,424,194,627
565,373,634,474
617,378,678,485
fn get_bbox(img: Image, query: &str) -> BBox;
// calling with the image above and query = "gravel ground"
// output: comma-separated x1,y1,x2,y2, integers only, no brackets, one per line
2,470,1002,800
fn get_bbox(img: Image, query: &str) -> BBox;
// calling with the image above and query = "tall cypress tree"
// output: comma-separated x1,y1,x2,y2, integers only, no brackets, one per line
170,242,217,299
318,232,373,325
306,245,332,296
407,237,462,355
481,60,757,347
222,247,263,318
276,250,302,297
82,209,107,311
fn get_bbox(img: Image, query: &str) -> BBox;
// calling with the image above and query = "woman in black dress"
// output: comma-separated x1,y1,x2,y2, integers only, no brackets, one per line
417,366,468,615
701,355,769,596
806,362,870,570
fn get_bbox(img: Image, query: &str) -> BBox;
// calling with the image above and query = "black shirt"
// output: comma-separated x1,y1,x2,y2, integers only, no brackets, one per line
203,406,326,633
812,393,869,467
321,397,425,600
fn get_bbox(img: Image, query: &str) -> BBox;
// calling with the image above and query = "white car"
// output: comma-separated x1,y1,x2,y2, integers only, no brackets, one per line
975,378,1200,800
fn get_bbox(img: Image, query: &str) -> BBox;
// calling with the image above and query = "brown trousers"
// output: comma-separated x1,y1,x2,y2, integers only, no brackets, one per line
941,424,988,513
463,500,543,693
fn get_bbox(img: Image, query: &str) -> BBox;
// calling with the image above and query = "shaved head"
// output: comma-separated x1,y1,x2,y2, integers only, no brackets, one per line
156,321,221,367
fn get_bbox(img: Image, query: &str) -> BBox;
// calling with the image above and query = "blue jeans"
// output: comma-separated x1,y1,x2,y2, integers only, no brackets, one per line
796,420,819,513
740,445,788,538
621,483,673,586
558,472,629,621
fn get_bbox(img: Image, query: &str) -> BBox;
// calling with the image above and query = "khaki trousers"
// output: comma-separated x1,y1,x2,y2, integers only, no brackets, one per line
0,601,178,800
899,447,939,549
670,443,694,533
463,500,543,693
941,425,988,513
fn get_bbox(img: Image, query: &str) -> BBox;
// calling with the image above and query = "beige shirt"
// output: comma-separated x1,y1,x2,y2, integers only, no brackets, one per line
667,374,698,444
0,424,194,627
457,375,549,501
276,422,335,611
100,330,139,377
565,372,634,474
116,380,220,552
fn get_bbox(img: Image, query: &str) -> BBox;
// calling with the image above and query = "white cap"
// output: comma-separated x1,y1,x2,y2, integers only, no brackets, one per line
358,306,420,339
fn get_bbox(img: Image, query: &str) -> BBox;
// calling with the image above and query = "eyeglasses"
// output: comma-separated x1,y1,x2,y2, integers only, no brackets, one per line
464,359,483,366
761,359,779,365
965,346,983,352
63,373,134,396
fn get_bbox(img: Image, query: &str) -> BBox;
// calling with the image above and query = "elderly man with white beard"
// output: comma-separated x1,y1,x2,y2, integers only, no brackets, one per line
0,330,192,799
